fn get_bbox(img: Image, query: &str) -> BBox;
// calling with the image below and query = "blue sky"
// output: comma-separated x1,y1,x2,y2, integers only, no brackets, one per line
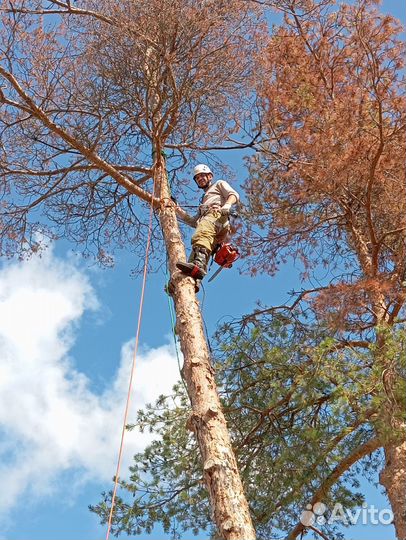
0,1,404,539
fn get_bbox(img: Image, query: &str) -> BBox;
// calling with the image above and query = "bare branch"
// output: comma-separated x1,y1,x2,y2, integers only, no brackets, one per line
285,436,382,540
0,65,196,226
308,524,331,540
165,130,263,152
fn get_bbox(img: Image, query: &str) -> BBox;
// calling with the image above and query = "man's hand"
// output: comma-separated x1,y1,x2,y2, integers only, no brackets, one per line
221,203,232,216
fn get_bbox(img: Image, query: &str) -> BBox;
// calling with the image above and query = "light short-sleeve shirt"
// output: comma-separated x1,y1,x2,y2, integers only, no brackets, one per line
199,180,239,217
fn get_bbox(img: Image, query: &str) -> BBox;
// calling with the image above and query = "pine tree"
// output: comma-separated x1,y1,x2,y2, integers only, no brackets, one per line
0,1,265,537
242,1,405,537
88,1,406,538
90,314,405,539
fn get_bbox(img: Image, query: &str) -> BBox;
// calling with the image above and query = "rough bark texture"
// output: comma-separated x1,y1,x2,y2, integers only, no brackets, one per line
154,160,256,540
380,436,406,540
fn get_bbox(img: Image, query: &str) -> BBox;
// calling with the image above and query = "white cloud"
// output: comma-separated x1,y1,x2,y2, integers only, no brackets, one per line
0,246,180,518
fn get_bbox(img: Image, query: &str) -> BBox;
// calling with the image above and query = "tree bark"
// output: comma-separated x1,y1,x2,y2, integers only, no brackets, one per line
380,434,406,540
154,159,256,540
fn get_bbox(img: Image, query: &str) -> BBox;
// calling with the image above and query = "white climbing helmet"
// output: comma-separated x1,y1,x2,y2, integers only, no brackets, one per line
193,164,212,178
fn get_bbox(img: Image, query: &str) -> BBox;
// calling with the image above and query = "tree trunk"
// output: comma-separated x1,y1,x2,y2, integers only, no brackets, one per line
375,322,406,540
154,160,256,540
380,435,406,540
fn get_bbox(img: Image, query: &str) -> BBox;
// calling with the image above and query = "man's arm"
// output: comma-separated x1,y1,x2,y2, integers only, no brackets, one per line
217,180,240,215
226,194,238,205
176,207,199,227
221,194,237,215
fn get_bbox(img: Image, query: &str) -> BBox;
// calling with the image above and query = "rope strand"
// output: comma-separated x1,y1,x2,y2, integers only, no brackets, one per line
105,184,156,540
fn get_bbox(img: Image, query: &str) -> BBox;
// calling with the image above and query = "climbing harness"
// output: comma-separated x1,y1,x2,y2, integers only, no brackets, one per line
207,243,240,283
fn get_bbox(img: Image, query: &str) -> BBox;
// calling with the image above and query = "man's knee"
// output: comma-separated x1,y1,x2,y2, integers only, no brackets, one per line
192,238,213,252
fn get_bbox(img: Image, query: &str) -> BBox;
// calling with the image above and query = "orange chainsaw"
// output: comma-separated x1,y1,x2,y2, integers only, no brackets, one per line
208,243,240,282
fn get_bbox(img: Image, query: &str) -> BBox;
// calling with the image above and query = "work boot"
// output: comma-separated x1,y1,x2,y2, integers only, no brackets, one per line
176,246,210,280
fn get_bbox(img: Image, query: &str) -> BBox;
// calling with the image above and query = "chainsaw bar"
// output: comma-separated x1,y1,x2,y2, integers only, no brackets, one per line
207,265,224,283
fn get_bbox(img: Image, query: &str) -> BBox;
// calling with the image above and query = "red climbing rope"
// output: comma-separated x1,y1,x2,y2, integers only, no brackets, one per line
105,182,156,540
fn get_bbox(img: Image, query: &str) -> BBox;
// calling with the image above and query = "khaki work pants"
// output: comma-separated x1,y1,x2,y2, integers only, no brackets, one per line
191,210,229,252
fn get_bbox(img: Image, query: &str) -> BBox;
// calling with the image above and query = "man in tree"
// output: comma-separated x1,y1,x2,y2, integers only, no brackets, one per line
0,1,261,535
176,164,239,281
